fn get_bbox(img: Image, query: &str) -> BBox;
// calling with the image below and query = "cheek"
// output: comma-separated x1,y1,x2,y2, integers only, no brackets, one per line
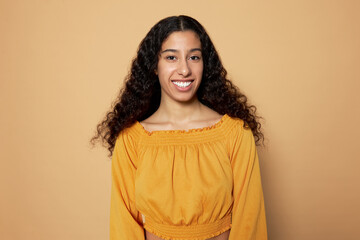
194,64,204,77
157,63,176,77
157,66,172,86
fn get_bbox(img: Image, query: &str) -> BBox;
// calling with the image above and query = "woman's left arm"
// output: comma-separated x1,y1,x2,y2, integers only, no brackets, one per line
228,125,267,240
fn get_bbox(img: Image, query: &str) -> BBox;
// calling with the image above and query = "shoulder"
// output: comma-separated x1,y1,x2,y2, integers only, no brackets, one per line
223,115,255,143
223,116,257,161
222,115,245,134
115,122,142,146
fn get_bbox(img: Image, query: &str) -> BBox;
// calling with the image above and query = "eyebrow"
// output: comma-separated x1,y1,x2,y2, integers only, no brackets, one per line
160,48,202,54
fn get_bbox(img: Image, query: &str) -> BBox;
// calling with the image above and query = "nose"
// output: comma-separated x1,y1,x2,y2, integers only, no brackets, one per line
177,59,191,76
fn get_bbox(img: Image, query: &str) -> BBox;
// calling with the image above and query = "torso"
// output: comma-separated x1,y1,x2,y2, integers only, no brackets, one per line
139,106,230,240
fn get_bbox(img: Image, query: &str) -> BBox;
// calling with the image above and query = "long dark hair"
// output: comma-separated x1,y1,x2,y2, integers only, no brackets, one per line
91,15,263,155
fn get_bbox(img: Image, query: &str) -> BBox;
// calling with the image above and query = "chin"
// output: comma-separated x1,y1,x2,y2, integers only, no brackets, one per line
173,94,198,103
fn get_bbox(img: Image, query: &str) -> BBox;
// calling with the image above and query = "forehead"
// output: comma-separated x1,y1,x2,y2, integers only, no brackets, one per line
161,31,201,50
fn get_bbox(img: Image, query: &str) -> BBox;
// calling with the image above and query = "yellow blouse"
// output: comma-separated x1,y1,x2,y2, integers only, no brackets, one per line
110,114,267,240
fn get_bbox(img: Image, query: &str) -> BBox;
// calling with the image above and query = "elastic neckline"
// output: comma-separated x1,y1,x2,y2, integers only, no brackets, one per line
135,114,229,136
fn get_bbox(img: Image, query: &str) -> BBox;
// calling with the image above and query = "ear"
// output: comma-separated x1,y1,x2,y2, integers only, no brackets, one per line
154,69,158,75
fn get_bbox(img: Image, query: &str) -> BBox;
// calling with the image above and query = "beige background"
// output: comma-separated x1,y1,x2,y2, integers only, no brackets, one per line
1,0,359,239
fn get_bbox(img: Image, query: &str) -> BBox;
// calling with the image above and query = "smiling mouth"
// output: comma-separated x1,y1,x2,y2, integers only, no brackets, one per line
171,80,194,88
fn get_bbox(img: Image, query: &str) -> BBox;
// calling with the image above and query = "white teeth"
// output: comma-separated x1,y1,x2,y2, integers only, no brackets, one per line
172,81,192,88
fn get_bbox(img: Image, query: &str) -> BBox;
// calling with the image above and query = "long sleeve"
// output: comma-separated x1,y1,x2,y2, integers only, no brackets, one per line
228,124,267,240
110,130,145,240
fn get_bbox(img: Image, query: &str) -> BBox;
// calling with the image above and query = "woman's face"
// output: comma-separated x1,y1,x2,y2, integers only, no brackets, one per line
156,30,203,103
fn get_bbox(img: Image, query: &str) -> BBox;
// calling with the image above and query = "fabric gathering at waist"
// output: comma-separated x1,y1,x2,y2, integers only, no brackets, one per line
143,214,232,240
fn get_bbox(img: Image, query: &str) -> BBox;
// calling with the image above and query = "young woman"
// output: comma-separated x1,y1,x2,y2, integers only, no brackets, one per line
92,15,267,240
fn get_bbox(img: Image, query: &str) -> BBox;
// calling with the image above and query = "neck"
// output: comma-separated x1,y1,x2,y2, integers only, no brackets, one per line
155,95,204,123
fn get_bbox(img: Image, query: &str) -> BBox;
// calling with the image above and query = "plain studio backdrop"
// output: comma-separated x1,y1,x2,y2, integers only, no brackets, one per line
1,0,359,239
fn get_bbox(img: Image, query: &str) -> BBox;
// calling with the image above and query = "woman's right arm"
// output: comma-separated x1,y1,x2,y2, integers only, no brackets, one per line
110,130,145,240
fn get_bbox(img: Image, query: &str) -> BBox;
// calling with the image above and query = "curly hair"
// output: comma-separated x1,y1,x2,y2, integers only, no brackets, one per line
91,15,264,155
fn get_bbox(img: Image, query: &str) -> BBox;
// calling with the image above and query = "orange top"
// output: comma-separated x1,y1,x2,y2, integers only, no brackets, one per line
110,114,267,240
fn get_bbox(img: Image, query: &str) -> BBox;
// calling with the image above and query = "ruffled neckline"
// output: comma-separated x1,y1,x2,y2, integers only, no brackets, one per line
136,114,229,136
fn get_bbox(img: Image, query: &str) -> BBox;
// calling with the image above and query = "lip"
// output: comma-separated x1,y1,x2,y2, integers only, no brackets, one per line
171,79,194,91
171,79,194,82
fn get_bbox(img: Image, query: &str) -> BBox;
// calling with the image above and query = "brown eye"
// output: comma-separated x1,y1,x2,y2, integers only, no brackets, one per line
166,56,177,60
189,56,201,60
